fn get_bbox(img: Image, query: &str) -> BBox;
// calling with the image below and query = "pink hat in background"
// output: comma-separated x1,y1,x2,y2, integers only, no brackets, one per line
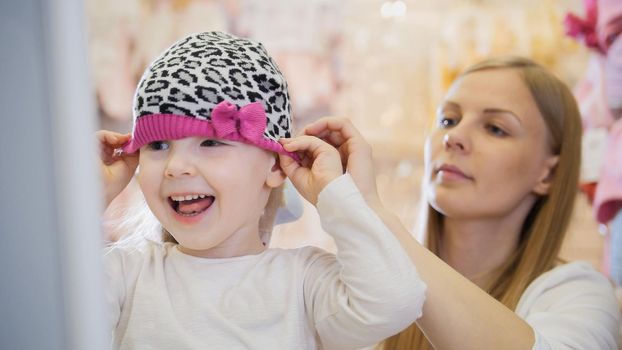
597,0,622,49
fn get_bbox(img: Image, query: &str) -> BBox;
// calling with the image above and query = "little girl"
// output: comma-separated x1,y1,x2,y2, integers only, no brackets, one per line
99,31,426,350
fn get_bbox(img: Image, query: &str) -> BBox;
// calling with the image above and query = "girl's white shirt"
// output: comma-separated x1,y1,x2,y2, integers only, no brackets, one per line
104,174,426,350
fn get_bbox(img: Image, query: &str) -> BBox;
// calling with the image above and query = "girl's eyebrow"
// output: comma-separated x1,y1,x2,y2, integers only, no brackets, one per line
482,108,522,125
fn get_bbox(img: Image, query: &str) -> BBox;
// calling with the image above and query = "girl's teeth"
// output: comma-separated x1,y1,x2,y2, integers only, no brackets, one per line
171,194,210,201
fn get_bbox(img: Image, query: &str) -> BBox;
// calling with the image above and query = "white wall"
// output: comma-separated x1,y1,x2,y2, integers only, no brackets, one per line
0,1,107,349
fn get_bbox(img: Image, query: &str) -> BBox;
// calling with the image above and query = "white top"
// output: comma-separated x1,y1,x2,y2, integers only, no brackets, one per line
104,174,426,350
516,261,620,349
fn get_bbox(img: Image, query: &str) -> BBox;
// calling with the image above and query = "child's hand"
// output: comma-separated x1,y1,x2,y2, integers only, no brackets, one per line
300,117,382,208
96,130,139,208
279,136,343,205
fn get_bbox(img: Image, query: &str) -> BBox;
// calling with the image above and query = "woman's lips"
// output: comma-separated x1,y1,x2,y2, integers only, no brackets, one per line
436,164,474,181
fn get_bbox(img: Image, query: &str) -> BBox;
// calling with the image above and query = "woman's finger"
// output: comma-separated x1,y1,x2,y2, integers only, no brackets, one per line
303,117,363,141
279,135,343,204
281,135,328,159
278,153,301,178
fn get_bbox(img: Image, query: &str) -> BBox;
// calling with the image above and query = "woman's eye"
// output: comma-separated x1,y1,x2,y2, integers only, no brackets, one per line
201,139,223,147
147,141,169,150
439,117,457,128
486,124,508,137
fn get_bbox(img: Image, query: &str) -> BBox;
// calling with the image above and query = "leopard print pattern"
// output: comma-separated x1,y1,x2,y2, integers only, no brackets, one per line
133,31,292,141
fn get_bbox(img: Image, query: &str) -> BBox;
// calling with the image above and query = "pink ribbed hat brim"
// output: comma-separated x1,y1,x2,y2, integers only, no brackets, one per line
121,114,300,162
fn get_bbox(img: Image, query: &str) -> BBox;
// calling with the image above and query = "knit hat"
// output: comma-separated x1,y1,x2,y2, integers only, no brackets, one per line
121,31,298,160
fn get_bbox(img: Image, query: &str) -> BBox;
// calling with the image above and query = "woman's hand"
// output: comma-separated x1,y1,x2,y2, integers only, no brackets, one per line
300,117,382,208
278,135,343,205
96,130,138,208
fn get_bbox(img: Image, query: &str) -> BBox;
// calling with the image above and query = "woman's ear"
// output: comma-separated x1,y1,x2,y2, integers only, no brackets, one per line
533,155,559,195
266,154,286,189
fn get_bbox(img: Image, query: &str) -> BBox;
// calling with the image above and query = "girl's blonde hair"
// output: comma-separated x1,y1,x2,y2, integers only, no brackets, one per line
383,56,582,350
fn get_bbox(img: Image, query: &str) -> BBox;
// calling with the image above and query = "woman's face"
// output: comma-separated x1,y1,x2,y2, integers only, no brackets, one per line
424,68,558,220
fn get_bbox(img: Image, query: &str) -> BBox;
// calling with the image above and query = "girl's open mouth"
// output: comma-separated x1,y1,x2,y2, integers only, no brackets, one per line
168,194,215,217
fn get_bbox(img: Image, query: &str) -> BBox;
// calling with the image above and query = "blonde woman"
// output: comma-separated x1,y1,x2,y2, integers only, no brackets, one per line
290,57,620,349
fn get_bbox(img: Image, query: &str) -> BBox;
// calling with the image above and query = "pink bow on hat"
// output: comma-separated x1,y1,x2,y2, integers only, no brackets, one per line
211,101,267,142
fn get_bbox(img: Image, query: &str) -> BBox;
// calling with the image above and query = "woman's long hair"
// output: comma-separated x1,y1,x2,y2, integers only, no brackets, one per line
384,56,582,349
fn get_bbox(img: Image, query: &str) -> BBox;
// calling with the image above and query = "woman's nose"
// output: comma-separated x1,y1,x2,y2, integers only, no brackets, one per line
442,131,469,153
165,150,196,178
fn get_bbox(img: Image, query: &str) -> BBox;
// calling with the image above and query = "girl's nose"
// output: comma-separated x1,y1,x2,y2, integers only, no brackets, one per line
165,150,196,178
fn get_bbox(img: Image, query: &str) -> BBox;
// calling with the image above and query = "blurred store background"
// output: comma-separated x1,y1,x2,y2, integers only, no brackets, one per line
90,0,607,274
4,1,619,349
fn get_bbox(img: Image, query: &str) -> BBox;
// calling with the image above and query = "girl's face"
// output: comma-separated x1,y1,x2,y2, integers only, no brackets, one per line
424,68,559,220
137,137,285,258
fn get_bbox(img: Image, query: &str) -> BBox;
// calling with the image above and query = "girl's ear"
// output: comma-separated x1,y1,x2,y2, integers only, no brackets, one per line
266,155,286,188
533,155,559,195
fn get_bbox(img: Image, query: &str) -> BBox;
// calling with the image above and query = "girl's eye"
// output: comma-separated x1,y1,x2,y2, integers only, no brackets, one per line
438,116,458,128
147,141,169,150
486,124,508,137
201,139,223,147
